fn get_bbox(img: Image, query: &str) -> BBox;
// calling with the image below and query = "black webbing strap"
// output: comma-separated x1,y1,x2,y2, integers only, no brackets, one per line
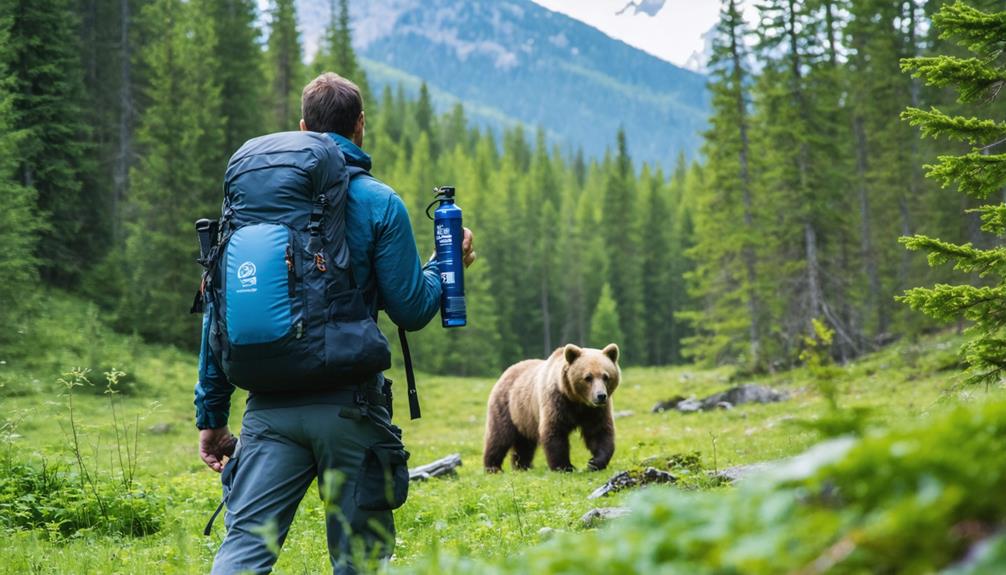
203,500,224,536
398,326,421,419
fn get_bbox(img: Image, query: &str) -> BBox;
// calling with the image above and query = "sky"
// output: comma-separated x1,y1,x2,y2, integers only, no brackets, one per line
529,0,755,69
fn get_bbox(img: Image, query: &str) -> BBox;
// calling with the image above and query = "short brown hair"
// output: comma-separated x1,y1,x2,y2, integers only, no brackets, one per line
301,73,363,137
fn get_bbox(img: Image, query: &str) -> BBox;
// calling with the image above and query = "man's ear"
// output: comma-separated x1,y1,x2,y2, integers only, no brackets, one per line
602,343,619,364
299,118,308,132
355,111,366,135
564,344,583,364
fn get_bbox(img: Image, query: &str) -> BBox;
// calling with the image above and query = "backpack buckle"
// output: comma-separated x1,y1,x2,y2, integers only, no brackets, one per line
314,252,327,272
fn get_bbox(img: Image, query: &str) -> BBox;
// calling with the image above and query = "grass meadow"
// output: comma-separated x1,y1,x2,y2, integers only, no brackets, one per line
0,292,976,574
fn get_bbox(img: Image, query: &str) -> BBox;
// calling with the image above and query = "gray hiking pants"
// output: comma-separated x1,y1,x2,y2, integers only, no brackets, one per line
211,385,409,575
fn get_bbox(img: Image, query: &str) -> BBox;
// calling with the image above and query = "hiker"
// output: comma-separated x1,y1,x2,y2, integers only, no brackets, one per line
194,72,475,575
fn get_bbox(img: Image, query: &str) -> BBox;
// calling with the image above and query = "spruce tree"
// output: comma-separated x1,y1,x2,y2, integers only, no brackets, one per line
590,284,625,349
899,1,1006,387
209,0,265,154
640,166,675,364
601,129,644,364
6,0,96,285
310,0,372,106
0,13,41,333
263,0,303,132
750,0,857,362
118,0,224,346
685,0,765,368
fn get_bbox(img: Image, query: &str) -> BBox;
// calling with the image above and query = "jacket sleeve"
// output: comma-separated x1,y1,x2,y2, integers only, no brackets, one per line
194,299,234,429
374,193,442,331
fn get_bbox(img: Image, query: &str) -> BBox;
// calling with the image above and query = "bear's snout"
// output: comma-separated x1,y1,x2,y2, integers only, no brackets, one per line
594,391,608,405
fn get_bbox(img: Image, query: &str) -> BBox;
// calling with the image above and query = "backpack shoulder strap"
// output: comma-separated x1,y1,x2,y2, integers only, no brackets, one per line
344,163,421,419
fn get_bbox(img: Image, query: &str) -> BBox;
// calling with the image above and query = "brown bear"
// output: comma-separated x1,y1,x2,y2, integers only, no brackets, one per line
483,343,621,472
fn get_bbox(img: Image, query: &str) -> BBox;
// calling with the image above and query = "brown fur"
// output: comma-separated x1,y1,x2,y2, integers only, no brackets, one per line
483,343,621,472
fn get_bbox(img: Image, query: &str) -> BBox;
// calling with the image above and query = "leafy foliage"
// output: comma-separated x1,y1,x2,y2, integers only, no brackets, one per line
404,399,1006,574
898,1,1006,387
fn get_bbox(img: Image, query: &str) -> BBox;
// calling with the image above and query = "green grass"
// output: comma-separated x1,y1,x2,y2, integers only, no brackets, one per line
0,291,985,573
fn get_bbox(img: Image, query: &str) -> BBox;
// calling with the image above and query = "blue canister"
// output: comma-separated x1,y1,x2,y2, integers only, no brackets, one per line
430,186,466,327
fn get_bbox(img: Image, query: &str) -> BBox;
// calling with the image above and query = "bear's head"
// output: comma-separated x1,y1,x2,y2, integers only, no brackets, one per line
561,343,621,407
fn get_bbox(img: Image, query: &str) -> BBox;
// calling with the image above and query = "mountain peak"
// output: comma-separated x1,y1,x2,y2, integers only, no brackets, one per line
296,0,708,166
615,0,667,18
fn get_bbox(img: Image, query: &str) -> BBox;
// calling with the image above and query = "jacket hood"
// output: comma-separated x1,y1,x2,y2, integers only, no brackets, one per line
327,133,372,172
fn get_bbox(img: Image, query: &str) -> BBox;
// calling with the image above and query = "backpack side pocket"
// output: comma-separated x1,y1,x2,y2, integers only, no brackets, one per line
355,440,410,511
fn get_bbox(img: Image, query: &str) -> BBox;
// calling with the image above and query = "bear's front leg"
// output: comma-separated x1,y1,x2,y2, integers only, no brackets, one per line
540,422,574,472
581,414,615,471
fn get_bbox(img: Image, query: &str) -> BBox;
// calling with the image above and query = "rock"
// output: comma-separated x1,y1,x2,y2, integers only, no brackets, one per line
588,467,676,499
710,461,777,483
675,398,703,413
653,384,787,415
580,507,630,527
538,527,557,540
702,384,786,408
148,423,173,434
651,395,687,413
613,410,635,419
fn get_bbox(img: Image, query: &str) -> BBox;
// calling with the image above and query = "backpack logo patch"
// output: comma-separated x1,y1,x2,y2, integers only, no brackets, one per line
237,261,257,289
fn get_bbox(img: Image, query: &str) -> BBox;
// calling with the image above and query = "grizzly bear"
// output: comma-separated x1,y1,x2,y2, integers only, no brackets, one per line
483,343,621,472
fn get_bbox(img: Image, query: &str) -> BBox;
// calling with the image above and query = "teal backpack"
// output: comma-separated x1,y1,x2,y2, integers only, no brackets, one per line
198,131,391,392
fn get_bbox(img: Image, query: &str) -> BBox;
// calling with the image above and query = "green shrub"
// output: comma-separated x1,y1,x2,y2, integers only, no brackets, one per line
403,399,1006,574
0,460,161,538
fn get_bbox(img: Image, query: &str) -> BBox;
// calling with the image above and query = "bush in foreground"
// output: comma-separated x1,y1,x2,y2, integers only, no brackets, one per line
406,398,1006,574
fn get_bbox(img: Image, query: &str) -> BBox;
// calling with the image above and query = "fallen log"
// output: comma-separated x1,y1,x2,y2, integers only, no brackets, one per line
588,467,676,499
409,453,462,481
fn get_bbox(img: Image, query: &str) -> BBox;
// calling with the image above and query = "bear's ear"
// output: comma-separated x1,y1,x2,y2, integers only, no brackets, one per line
564,344,583,364
602,343,619,364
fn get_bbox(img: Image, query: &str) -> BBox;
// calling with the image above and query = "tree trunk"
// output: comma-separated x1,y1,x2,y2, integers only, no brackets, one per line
729,0,762,367
114,0,132,241
854,115,883,337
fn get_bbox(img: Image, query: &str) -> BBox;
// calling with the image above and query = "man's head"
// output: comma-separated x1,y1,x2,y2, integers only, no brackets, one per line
300,73,365,146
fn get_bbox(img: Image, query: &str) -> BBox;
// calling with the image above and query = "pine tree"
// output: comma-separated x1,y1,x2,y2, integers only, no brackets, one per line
263,0,303,132
415,82,436,159
601,129,644,364
640,166,675,364
209,0,265,154
76,0,141,244
898,1,1006,387
590,284,624,349
118,0,224,346
7,0,96,286
749,0,857,362
685,0,765,368
0,12,41,333
528,130,561,355
311,0,372,106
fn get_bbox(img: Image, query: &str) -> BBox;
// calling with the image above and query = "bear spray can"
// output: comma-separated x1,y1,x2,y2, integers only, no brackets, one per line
430,186,466,327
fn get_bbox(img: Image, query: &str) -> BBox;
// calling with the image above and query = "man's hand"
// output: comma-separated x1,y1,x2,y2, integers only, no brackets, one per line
199,427,237,473
429,227,476,267
461,227,476,268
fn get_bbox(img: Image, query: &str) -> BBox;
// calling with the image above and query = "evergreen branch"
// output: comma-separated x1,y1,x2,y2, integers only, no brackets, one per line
923,152,1006,199
976,204,1006,236
934,1,1006,60
899,234,1006,275
900,56,1006,103
901,107,1006,145
897,284,1004,322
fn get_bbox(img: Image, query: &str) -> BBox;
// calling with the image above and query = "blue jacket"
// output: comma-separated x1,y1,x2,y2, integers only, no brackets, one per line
194,133,442,429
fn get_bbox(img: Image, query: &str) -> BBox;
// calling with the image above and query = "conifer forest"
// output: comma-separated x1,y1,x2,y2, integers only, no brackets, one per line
3,0,1006,572
5,0,1006,377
